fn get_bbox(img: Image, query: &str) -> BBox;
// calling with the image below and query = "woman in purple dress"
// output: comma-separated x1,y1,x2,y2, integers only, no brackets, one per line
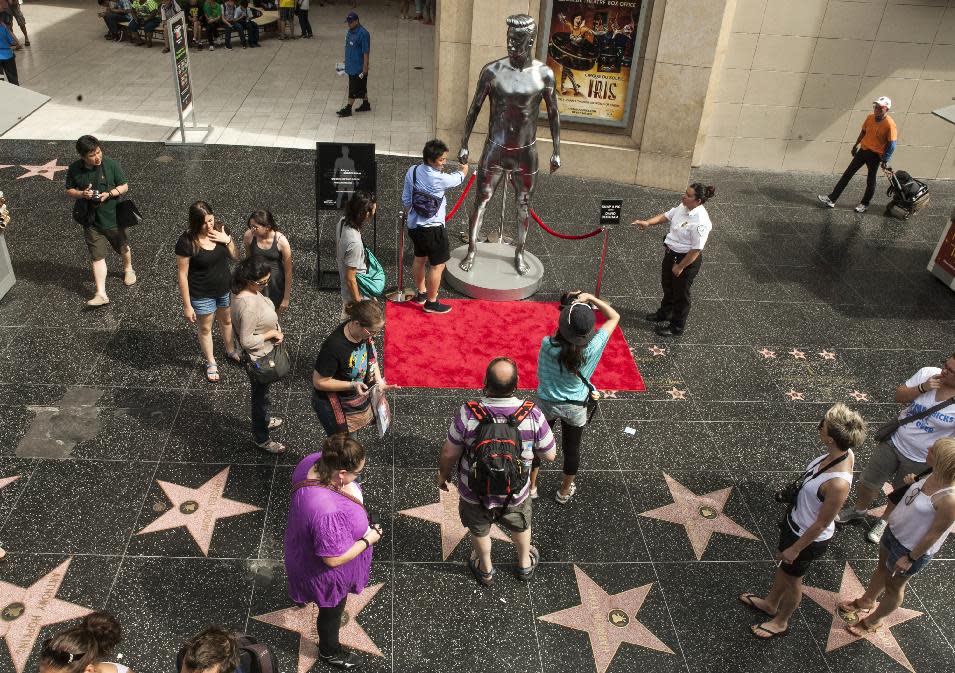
284,434,382,670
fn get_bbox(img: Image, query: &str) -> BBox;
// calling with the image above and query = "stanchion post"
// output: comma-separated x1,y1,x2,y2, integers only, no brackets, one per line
392,209,407,302
594,227,609,298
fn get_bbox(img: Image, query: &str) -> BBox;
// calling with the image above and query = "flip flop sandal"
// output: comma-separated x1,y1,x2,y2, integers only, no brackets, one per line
751,624,790,640
738,593,778,618
845,620,881,638
205,363,220,383
837,599,873,623
516,546,540,581
468,556,496,586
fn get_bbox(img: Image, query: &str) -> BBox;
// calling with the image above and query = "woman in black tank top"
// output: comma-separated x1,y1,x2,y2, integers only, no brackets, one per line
243,209,293,313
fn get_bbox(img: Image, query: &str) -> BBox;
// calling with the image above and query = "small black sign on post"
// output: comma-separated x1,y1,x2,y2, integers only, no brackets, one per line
164,12,209,144
600,199,623,225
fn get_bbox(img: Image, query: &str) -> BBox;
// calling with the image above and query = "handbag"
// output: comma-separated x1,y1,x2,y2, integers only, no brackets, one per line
410,165,441,219
873,396,955,443
246,342,291,385
117,199,143,228
72,198,97,227
775,451,850,505
356,247,385,297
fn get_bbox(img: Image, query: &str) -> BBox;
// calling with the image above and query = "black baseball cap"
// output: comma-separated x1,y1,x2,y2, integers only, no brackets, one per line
345,11,359,22
558,302,596,346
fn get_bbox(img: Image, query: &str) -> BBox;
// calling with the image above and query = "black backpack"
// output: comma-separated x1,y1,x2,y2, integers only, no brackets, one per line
466,400,536,507
176,632,277,673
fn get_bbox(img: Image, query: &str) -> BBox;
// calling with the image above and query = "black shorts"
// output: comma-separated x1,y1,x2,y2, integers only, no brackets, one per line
778,520,829,578
348,73,368,100
408,225,450,266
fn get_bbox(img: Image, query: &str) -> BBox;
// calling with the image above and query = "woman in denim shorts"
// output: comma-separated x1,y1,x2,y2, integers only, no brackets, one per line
176,201,240,382
838,437,955,637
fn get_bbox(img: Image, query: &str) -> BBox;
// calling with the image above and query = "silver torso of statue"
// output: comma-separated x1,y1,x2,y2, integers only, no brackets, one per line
458,14,561,275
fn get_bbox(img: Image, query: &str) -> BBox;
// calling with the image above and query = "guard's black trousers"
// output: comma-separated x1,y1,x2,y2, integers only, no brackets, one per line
657,247,702,330
829,148,882,206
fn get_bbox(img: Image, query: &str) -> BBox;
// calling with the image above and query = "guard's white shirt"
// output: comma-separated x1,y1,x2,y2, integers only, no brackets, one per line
663,203,712,253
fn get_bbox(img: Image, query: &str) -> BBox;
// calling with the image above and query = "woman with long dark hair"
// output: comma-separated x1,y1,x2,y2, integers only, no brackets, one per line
176,201,240,382
528,292,619,504
336,190,377,319
285,434,383,670
39,611,131,673
231,257,286,454
242,209,292,315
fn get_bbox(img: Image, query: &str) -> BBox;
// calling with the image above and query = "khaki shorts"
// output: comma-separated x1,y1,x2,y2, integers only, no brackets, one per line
459,495,532,537
859,439,927,491
84,226,129,261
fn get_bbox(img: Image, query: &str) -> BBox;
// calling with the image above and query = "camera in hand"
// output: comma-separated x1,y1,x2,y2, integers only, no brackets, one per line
560,290,582,308
88,190,101,202
774,481,800,505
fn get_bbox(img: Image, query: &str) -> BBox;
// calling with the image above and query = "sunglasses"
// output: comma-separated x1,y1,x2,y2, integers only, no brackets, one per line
253,276,271,286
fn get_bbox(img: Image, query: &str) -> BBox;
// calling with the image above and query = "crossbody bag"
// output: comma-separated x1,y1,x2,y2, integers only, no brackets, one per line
874,395,955,443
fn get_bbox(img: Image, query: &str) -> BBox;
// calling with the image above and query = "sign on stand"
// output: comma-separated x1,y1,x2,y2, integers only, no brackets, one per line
165,12,210,145
600,199,622,225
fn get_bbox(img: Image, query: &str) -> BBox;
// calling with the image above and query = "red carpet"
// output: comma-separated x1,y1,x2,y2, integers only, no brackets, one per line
384,299,645,391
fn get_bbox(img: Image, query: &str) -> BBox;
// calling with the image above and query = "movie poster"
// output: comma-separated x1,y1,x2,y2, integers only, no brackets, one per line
539,0,646,127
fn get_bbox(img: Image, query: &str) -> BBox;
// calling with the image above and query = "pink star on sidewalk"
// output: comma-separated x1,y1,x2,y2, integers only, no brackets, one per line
398,483,510,560
757,348,777,359
539,566,673,673
253,584,385,673
639,474,757,560
848,390,869,402
601,390,618,399
785,389,805,401
0,558,94,673
788,349,806,360
0,165,13,171
819,350,837,360
136,467,261,556
15,160,69,181
648,345,667,357
802,562,922,672
0,475,20,491
666,387,687,400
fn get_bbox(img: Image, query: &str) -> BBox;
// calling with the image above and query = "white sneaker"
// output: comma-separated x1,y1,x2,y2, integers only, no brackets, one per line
854,204,867,213
555,482,577,504
267,417,283,430
817,195,835,208
866,518,887,544
529,487,538,500
208,45,215,51
835,506,866,524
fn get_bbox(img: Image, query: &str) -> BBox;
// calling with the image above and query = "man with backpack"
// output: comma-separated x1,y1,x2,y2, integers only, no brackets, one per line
177,626,277,673
401,138,469,314
436,357,556,585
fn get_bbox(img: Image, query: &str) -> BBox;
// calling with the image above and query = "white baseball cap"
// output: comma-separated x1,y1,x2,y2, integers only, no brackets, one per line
873,96,892,109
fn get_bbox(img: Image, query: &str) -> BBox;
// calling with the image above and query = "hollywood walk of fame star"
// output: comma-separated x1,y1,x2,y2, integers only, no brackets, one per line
789,348,806,360
785,389,805,401
666,387,687,400
0,474,20,491
601,390,618,399
639,474,757,560
398,483,510,560
253,584,385,673
757,348,777,359
819,350,837,360
15,160,69,181
802,562,922,672
0,558,94,673
0,165,13,171
648,345,667,357
539,566,673,673
848,390,869,402
136,467,261,556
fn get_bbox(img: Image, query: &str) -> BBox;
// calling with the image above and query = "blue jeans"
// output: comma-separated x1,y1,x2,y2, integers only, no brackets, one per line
882,526,933,576
104,13,131,36
224,22,247,47
129,17,161,36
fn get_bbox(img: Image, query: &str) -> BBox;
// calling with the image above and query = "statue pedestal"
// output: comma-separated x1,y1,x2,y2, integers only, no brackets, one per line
0,234,15,301
444,241,544,301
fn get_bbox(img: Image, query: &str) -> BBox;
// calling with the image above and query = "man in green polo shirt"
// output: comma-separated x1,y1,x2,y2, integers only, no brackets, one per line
65,135,137,307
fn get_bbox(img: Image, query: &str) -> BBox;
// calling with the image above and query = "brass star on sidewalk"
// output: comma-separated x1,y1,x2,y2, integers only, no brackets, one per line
648,345,667,357
758,348,777,359
802,562,922,672
539,566,673,673
253,584,385,673
15,160,69,181
788,349,806,360
785,389,805,401
819,350,837,360
666,387,687,400
639,474,757,560
398,483,510,560
848,390,869,402
0,558,94,673
136,467,261,556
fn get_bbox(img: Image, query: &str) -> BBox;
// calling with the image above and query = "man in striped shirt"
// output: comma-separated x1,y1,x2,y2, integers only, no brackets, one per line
436,357,556,584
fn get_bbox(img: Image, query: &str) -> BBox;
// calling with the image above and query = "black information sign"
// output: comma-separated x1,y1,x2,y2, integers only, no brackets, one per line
600,199,622,225
316,142,377,210
168,13,193,116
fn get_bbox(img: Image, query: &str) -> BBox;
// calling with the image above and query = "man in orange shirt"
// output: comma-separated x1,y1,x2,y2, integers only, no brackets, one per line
818,96,897,214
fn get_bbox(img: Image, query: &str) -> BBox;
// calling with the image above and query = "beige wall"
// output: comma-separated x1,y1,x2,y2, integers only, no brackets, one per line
697,0,955,179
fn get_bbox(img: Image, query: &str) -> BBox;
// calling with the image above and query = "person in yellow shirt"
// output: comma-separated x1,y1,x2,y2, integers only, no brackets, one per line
818,96,897,214
278,0,296,39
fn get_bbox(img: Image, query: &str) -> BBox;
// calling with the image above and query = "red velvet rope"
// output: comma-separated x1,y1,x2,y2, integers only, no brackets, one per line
530,208,604,240
445,173,476,221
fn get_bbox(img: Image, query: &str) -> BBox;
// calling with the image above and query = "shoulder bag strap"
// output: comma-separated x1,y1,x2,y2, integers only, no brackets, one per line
896,395,955,428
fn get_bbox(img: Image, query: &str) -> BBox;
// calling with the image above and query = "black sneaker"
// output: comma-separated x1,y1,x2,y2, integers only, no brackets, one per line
423,300,452,314
655,323,684,337
355,101,371,112
645,312,667,323
336,106,353,117
411,291,428,305
318,650,362,670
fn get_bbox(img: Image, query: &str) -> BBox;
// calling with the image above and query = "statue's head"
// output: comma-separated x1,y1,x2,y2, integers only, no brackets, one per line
506,14,536,60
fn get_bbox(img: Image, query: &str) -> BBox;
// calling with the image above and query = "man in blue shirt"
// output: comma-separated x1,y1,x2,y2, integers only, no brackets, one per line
401,139,469,314
337,11,371,117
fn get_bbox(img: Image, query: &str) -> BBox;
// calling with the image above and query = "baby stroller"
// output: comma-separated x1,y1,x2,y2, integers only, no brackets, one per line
884,167,930,220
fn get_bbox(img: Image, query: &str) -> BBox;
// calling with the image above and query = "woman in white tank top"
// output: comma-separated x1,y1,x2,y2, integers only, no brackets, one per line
839,437,955,637
739,404,865,640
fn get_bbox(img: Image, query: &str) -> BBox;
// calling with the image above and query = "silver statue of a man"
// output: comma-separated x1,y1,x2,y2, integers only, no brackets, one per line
458,14,561,275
